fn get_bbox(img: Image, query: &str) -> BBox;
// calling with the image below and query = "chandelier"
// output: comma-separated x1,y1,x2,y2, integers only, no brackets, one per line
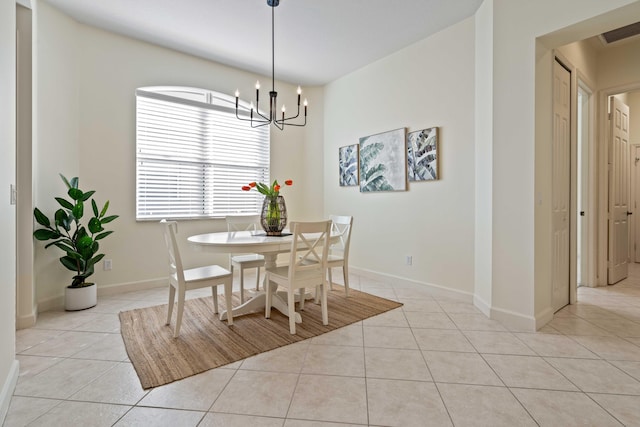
234,0,307,130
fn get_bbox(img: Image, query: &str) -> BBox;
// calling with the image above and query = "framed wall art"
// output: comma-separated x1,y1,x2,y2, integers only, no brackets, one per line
338,144,359,186
359,128,407,192
407,127,438,181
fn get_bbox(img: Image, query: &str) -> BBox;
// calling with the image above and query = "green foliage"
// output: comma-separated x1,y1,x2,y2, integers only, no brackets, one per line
359,141,394,192
33,174,119,288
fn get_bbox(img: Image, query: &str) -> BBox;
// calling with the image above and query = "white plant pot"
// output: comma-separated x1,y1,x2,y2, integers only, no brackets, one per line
65,283,97,311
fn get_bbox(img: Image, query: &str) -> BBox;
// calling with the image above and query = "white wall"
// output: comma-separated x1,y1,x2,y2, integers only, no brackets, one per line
630,92,640,145
322,0,640,329
0,0,18,420
33,2,324,306
598,37,640,91
34,0,80,304
518,0,640,327
474,0,494,313
323,17,476,296
556,39,599,88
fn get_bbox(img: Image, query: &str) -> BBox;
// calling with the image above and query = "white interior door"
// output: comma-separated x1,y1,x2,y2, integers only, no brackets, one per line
608,96,630,284
552,60,571,311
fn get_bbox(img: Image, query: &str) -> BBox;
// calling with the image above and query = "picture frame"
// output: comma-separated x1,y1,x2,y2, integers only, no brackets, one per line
338,144,359,186
359,128,407,192
407,127,438,181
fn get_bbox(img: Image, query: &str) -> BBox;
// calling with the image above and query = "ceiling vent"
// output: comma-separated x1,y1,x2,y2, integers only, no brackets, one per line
600,21,640,45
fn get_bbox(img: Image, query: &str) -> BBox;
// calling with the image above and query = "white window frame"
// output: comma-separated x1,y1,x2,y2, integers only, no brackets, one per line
136,86,269,220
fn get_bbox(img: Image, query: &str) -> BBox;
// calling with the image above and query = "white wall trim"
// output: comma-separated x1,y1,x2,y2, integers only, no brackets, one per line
0,360,19,425
350,266,473,303
15,303,37,329
535,307,555,330
489,304,538,332
37,278,168,312
97,277,167,297
473,294,491,317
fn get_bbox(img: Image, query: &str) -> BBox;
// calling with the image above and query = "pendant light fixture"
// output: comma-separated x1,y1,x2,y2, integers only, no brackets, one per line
234,0,307,130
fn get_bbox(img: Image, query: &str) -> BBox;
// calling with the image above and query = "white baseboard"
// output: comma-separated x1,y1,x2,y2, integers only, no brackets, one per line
473,294,491,317
534,307,555,330
37,278,168,313
97,277,167,297
489,305,538,332
37,294,63,313
0,360,19,425
349,266,474,303
350,266,548,332
15,302,37,329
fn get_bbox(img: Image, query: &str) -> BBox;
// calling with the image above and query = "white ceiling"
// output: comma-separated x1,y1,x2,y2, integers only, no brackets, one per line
43,0,484,86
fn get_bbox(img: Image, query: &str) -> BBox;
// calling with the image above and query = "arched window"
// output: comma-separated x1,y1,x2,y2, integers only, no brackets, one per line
135,86,269,220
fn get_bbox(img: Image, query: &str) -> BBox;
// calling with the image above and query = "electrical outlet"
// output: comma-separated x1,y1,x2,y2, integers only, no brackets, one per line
103,259,112,271
405,255,412,266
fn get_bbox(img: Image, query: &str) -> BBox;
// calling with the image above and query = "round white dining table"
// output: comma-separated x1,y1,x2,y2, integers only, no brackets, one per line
187,230,305,322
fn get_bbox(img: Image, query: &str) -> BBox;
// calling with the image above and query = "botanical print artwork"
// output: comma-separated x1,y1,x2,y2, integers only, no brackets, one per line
407,127,438,181
359,128,407,192
339,144,359,186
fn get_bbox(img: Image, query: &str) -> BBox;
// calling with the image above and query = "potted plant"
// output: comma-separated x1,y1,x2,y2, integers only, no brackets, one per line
33,174,118,310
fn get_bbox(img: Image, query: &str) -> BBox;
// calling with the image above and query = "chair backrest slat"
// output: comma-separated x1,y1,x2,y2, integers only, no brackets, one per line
328,214,353,259
226,214,261,233
161,219,186,284
287,220,332,281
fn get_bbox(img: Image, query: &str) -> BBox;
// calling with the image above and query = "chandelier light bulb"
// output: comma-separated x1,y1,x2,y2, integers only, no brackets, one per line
297,86,302,95
255,81,261,90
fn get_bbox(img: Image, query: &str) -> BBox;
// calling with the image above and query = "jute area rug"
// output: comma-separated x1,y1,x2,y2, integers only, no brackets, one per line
119,285,402,389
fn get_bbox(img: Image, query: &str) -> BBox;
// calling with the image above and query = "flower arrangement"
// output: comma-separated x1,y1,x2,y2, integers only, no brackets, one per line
242,179,293,197
242,179,292,235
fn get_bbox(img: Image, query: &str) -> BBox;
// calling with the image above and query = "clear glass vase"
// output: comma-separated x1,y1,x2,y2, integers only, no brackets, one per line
260,195,287,236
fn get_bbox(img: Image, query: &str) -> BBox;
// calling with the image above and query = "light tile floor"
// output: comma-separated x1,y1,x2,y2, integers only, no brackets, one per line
7,265,640,426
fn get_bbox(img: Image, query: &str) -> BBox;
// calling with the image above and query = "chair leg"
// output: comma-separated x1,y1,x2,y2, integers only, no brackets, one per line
166,285,176,325
174,288,186,338
239,267,245,304
343,264,349,297
299,288,305,311
211,287,219,314
255,266,260,291
224,280,233,326
328,267,334,291
265,275,272,319
288,288,296,334
321,282,328,326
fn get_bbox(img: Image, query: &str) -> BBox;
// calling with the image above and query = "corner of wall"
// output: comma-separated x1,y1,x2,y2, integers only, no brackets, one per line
0,360,19,425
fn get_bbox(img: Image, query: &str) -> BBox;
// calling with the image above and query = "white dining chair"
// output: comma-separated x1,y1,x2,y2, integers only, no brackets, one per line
327,215,353,296
225,214,265,303
161,219,234,337
265,220,331,334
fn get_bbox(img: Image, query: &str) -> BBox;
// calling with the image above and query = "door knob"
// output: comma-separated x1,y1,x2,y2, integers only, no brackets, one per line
628,211,633,216
580,211,585,216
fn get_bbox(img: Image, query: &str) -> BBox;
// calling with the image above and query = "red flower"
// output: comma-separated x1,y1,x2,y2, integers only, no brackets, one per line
241,178,291,197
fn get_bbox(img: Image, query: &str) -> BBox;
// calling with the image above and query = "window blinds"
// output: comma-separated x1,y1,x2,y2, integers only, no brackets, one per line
136,89,270,220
